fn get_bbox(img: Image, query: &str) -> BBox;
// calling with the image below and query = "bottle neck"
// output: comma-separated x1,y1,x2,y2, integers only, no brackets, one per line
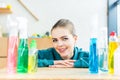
19,39,28,47
109,36,117,42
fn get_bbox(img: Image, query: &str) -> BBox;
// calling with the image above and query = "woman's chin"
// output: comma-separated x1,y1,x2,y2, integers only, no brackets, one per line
60,53,69,58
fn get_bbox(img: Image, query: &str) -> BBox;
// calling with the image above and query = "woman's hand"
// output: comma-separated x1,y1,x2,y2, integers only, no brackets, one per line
49,60,76,68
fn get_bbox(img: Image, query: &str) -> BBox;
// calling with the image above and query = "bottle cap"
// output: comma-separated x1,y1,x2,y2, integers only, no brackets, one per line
30,39,37,48
110,31,116,36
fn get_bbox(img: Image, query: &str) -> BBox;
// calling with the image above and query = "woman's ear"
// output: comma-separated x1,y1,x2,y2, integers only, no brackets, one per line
74,35,78,43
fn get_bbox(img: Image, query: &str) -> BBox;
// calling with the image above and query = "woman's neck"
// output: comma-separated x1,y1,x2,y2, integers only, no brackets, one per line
62,52,74,60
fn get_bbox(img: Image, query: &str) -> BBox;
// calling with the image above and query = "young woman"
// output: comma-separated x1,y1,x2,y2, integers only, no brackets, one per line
38,19,89,68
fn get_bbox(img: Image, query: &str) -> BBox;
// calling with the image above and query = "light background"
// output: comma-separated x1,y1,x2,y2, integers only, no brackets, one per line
0,0,107,51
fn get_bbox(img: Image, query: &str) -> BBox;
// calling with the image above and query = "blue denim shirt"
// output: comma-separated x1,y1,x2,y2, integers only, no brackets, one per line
38,47,89,68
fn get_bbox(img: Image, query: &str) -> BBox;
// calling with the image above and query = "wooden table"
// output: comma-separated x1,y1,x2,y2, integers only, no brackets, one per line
0,68,120,80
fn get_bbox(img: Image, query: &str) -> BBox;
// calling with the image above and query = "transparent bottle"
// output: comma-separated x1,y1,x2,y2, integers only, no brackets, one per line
28,39,38,73
108,31,118,74
98,27,108,72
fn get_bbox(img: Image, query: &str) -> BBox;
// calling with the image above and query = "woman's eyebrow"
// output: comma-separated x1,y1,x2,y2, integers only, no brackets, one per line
52,35,68,39
52,38,57,40
61,35,67,38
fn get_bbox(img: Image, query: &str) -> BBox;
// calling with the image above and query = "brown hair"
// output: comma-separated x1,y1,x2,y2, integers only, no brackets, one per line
51,19,76,36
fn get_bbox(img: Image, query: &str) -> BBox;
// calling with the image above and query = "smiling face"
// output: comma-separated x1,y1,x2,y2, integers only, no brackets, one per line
51,26,77,59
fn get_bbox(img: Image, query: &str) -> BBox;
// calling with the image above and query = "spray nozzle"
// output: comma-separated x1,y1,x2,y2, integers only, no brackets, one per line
110,31,116,36
30,39,37,48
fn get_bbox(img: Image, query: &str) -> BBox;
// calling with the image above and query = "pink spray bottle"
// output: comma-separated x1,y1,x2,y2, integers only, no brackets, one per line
7,15,18,74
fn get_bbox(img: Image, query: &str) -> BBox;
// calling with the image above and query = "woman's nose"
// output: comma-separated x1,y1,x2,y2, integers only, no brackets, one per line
57,41,64,46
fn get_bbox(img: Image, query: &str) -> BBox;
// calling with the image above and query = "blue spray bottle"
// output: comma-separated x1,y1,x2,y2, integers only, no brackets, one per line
89,15,98,74
89,38,98,73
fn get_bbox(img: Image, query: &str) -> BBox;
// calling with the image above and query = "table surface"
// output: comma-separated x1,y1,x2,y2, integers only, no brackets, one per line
0,68,120,80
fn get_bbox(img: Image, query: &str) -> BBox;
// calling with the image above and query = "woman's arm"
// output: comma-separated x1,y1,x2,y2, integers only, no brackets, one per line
38,59,76,68
38,49,54,67
49,60,76,68
74,58,89,68
48,58,89,68
74,51,89,68
38,59,54,67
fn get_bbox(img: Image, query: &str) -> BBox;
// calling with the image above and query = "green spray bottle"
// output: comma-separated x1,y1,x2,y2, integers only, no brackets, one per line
17,17,28,73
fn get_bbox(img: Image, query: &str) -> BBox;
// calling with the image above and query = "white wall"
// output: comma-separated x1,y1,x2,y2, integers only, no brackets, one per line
0,0,107,51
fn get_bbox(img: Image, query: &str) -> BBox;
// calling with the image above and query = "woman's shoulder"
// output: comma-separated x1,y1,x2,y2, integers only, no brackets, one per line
74,47,89,57
38,47,55,53
74,47,82,52
38,47,56,59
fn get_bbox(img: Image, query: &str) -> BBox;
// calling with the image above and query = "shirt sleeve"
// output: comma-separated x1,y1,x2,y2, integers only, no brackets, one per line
38,49,54,67
74,51,89,68
38,59,54,67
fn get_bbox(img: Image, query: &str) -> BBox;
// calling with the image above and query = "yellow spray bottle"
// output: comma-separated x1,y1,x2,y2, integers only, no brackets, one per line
108,31,118,74
28,39,38,73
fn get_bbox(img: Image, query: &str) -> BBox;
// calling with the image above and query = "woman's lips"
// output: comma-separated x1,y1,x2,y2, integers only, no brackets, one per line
57,48,67,53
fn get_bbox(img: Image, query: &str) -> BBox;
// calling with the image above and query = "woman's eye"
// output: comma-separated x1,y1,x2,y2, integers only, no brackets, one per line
52,39,57,42
63,38,68,41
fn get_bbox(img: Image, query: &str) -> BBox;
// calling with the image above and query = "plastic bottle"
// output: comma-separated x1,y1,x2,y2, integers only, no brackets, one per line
89,16,99,74
7,15,18,74
108,31,118,74
17,39,28,73
98,27,108,72
28,39,38,73
114,36,120,75
89,38,98,73
17,17,28,73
